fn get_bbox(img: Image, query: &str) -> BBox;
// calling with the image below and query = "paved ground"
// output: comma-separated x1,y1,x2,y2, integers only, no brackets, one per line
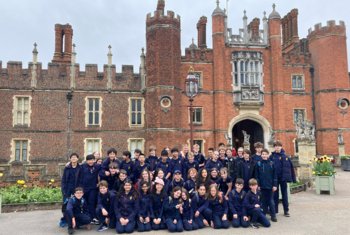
1,169,349,235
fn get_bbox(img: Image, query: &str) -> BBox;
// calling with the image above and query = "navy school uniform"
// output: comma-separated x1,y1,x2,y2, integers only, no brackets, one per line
102,158,121,171
226,158,238,183
194,152,206,168
237,159,256,192
219,156,228,168
146,155,159,172
120,160,135,182
182,160,199,181
163,196,184,232
78,163,101,219
167,179,184,194
65,196,91,229
137,192,152,232
205,159,223,171
113,177,128,193
156,160,172,179
242,190,270,227
228,189,249,228
255,159,277,218
182,199,198,231
114,191,139,234
134,162,150,182
150,192,167,230
191,193,210,229
96,191,116,228
99,170,118,191
270,149,296,214
218,176,233,196
208,197,230,229
184,179,196,196
170,156,184,175
252,154,262,163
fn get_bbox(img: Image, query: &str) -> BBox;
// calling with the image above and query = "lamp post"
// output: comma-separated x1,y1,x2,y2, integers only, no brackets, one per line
185,67,199,148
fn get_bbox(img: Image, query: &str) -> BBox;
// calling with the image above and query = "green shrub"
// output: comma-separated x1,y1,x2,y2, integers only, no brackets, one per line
340,156,350,160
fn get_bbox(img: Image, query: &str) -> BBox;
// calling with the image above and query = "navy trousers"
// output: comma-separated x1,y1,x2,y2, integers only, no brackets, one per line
212,214,230,229
261,188,276,217
274,181,289,213
165,218,184,232
65,212,91,229
83,189,97,219
247,208,271,227
116,219,135,234
96,208,116,228
137,219,152,232
182,219,198,231
151,219,166,230
232,215,249,228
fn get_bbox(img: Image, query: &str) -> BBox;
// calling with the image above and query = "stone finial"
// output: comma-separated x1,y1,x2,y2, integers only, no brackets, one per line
32,42,38,63
243,10,247,20
141,47,145,57
269,3,281,19
263,11,267,21
107,45,113,66
71,43,76,64
212,0,224,16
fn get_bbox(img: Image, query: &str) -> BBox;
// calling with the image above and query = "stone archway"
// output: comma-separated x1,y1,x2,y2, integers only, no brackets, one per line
227,113,272,151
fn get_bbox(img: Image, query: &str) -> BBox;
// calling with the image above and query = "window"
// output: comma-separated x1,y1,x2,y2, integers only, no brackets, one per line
232,51,263,87
292,75,304,90
129,98,145,127
193,139,205,153
13,96,31,126
293,109,305,124
128,138,145,159
85,138,102,158
193,71,203,89
11,139,29,162
190,107,203,125
85,97,102,126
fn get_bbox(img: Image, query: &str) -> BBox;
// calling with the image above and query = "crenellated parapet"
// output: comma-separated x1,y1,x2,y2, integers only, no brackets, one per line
307,20,346,41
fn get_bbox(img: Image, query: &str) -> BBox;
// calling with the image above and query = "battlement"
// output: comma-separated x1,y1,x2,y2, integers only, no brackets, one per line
308,20,346,39
146,10,180,24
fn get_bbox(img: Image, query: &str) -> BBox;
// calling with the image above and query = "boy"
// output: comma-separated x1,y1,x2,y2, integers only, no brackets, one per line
226,148,238,184
146,146,159,172
218,146,228,168
252,142,264,163
96,180,116,231
170,147,183,176
65,187,92,234
243,179,270,228
183,152,199,181
134,153,150,181
78,154,101,225
270,141,296,217
205,149,223,171
99,162,119,191
156,150,172,180
255,149,277,222
237,149,256,192
102,148,120,172
120,151,135,182
60,152,81,227
237,147,244,162
133,148,142,163
180,144,189,159
168,169,184,194
228,178,249,228
113,169,128,192
193,144,206,168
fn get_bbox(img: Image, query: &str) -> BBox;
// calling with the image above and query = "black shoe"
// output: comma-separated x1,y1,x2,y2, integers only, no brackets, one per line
68,228,74,235
250,223,260,229
271,217,278,222
284,212,290,217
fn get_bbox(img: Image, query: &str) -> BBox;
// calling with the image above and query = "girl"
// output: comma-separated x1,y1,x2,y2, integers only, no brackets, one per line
218,167,233,199
210,168,220,186
181,188,198,231
135,169,152,191
154,168,169,193
184,168,197,197
168,170,184,194
163,186,184,232
207,185,230,229
191,184,210,229
151,177,167,230
114,179,139,234
137,181,152,232
196,168,211,190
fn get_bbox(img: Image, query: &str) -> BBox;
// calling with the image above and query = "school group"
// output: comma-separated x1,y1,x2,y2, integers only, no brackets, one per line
60,140,296,234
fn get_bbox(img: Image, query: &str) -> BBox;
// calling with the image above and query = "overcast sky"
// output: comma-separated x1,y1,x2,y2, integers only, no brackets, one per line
0,0,349,71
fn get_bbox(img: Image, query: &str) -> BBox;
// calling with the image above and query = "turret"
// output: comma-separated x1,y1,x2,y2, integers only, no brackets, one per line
52,24,73,64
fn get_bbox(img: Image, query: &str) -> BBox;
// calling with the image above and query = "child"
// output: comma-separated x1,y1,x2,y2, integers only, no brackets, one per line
113,169,128,193
184,168,198,196
205,149,223,171
96,180,116,232
243,178,270,228
133,148,142,163
138,181,152,232
147,146,159,173
135,169,152,191
78,154,101,225
252,142,264,162
207,185,230,229
65,187,91,234
156,150,172,180
218,167,233,199
226,148,238,184
191,184,210,228
102,148,119,172
120,151,135,183
99,162,119,191
153,168,169,194
270,140,296,217
168,170,184,194
196,168,211,190
163,186,184,232
209,168,220,185
218,146,228,168
114,179,139,234
182,152,199,181
134,153,150,181
180,144,189,159
181,188,198,231
193,144,206,168
237,147,244,162
255,148,277,222
60,152,81,227
151,177,167,230
228,178,249,228
170,147,184,176
237,149,256,192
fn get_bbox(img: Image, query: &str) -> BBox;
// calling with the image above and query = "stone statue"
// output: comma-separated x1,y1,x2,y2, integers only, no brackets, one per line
338,131,344,145
295,119,315,142
242,130,250,144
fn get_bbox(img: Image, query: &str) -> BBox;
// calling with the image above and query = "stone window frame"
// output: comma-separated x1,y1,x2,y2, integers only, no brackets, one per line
127,138,145,157
84,138,102,159
10,138,31,163
188,107,203,125
128,97,145,128
293,108,307,124
193,71,203,89
188,138,206,154
291,74,305,90
85,96,103,127
12,95,32,127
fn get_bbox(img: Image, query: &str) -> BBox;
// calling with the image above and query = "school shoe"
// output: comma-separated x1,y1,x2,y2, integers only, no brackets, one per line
91,218,100,225
67,228,74,235
284,212,290,217
250,223,260,229
271,217,278,222
97,224,109,232
59,219,67,227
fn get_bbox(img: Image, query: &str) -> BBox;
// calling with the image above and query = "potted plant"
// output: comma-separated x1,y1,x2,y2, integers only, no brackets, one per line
311,155,336,195
340,156,350,171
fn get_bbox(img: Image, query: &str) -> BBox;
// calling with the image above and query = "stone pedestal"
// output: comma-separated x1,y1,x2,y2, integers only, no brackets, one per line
297,140,316,182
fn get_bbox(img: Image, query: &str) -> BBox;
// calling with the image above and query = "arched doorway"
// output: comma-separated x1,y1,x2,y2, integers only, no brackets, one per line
232,119,264,153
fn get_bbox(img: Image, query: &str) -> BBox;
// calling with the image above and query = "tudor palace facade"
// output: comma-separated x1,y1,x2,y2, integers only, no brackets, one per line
0,0,349,182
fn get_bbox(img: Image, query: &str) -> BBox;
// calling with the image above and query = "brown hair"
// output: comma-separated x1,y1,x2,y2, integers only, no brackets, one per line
249,178,258,186
98,180,109,188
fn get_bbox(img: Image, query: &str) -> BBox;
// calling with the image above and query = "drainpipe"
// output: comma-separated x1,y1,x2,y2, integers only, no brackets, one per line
310,66,318,155
66,92,73,159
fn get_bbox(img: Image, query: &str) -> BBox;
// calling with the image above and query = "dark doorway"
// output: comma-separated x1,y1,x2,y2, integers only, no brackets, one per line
232,119,264,153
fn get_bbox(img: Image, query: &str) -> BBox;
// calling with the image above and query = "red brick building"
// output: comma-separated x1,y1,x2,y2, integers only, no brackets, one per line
0,0,349,182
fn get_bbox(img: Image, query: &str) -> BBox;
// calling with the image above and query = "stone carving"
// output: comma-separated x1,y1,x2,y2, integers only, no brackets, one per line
268,128,275,145
338,131,344,145
242,130,250,144
295,119,315,142
241,88,259,100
